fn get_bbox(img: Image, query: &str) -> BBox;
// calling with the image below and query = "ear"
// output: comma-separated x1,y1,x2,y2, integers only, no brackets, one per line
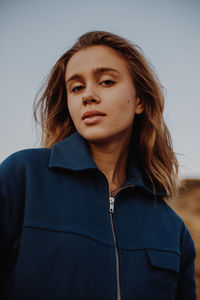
135,97,144,114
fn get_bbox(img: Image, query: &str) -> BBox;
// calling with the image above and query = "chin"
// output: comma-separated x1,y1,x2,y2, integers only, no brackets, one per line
78,128,114,145
76,123,132,146
83,134,110,145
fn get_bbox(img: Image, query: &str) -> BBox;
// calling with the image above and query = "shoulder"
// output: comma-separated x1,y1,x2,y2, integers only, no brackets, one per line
0,148,52,192
163,199,195,239
149,197,185,235
179,221,196,264
163,200,196,258
0,148,52,234
0,148,51,174
162,199,184,225
151,198,196,256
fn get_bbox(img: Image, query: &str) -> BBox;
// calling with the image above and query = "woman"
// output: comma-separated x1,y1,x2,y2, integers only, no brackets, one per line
0,31,196,299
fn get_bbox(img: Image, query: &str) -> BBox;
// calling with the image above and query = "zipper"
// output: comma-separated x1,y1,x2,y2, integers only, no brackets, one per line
109,185,134,300
109,196,121,300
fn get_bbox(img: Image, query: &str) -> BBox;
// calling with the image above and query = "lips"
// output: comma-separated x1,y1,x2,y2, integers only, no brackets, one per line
82,110,106,120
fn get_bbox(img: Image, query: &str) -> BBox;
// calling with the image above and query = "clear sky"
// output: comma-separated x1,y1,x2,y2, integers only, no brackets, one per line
0,0,200,178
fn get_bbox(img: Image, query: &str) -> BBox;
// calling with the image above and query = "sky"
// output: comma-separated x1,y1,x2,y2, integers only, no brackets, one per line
0,0,200,179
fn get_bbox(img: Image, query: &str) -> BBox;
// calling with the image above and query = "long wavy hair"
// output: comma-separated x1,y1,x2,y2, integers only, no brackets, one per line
34,31,178,197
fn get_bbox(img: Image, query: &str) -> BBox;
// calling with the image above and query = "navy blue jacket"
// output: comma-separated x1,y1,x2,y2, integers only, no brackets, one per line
0,132,196,299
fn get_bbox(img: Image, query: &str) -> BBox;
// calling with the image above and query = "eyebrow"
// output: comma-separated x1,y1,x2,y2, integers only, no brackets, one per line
65,67,121,85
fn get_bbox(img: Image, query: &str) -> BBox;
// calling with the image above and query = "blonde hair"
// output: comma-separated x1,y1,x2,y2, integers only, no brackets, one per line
34,31,178,197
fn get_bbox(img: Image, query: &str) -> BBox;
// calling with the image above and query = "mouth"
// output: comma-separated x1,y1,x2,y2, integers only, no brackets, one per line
82,110,106,125
82,110,106,120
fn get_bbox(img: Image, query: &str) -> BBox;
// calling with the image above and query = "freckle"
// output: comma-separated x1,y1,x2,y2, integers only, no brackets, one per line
127,99,130,103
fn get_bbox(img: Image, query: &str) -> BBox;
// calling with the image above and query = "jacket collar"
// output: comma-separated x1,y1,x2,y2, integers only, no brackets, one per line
49,132,167,197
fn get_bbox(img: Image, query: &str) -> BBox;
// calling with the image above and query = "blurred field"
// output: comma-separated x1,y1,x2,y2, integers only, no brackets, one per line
167,179,200,299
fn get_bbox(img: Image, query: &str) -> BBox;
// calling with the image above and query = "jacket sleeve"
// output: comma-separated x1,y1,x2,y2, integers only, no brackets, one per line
176,222,196,300
0,153,25,295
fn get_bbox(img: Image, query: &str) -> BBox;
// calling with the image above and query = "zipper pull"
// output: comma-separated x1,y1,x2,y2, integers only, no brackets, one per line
109,196,115,213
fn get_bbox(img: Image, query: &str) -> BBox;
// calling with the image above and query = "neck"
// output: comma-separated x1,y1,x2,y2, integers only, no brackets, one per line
89,137,130,195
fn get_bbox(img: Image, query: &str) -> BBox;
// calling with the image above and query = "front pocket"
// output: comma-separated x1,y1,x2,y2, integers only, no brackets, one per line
146,249,180,273
121,247,180,299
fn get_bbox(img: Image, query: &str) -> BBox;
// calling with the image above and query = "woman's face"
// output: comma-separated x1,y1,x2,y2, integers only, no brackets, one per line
65,45,143,145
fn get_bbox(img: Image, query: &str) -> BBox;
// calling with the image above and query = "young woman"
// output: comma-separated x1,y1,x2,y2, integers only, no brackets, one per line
0,31,196,300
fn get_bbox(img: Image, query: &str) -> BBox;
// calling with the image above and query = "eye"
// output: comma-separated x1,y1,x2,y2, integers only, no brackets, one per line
71,85,84,93
100,80,115,86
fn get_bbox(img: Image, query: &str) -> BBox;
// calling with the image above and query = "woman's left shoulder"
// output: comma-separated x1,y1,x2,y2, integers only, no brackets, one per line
162,199,196,255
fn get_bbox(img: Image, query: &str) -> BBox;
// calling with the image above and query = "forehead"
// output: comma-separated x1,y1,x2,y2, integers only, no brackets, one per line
65,45,129,78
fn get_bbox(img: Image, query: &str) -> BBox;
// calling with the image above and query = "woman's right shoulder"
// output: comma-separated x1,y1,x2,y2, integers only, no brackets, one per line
0,147,52,174
0,148,52,235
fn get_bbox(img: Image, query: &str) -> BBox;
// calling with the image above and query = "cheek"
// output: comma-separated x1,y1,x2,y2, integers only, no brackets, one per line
111,100,135,127
120,81,137,108
115,95,136,125
115,84,136,106
116,92,136,114
67,97,78,119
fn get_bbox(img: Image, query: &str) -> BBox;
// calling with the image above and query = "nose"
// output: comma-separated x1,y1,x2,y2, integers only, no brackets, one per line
82,89,101,106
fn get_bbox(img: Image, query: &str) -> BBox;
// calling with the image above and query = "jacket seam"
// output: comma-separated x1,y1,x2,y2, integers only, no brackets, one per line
22,222,115,247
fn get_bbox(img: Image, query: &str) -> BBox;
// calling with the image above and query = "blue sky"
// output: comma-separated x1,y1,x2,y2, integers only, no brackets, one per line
0,0,200,178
